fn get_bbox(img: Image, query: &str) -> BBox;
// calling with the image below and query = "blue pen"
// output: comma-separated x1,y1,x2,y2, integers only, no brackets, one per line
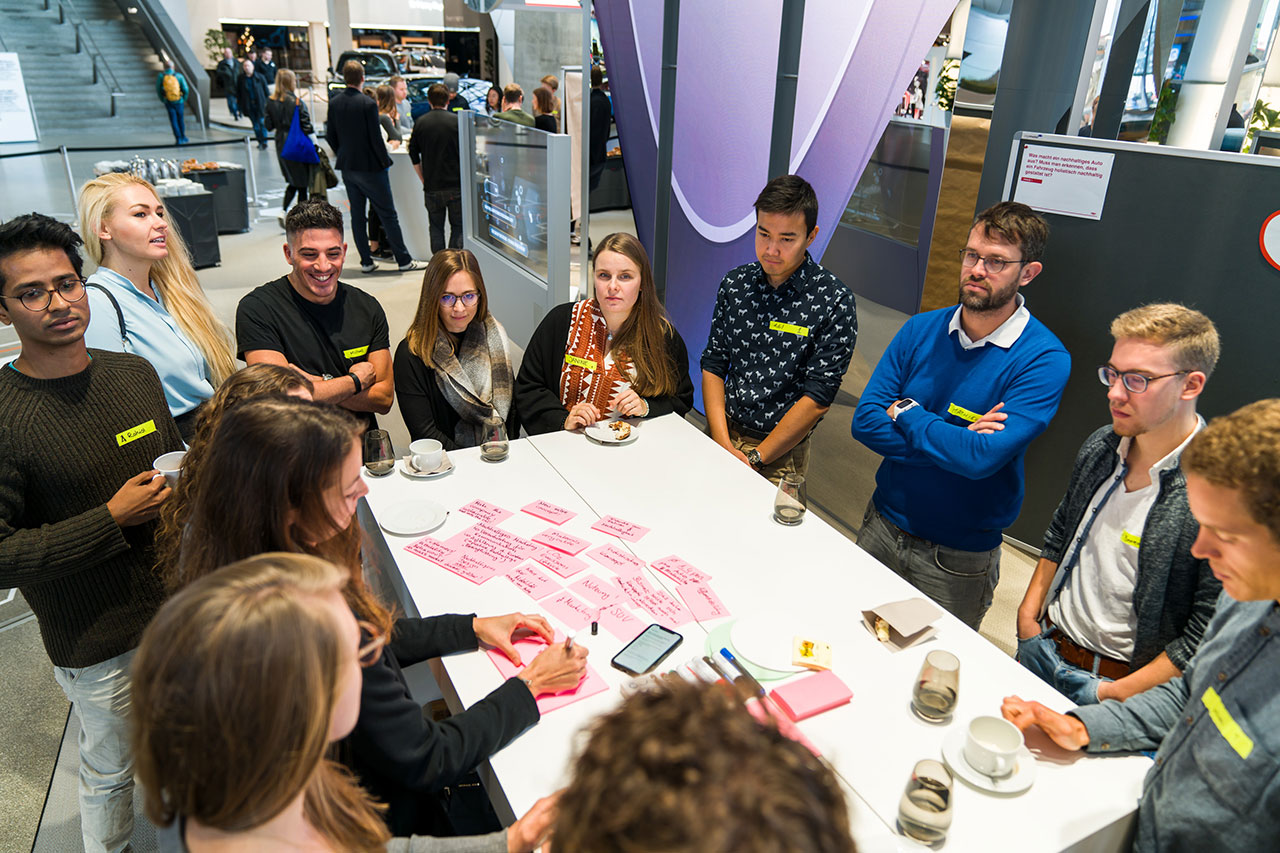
719,647,765,696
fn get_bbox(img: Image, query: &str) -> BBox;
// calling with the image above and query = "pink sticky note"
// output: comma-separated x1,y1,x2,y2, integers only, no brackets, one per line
439,552,500,585
522,499,578,526
486,631,609,714
458,499,513,525
505,564,561,601
591,514,651,542
540,591,595,630
611,574,656,608
404,537,458,567
444,523,539,570
586,543,646,576
568,575,618,608
677,582,730,621
597,604,643,641
638,589,693,628
532,545,589,579
531,527,592,556
651,554,711,585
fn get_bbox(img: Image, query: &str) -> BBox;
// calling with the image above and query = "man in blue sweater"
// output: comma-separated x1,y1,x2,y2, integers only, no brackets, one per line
1003,400,1280,852
851,201,1070,628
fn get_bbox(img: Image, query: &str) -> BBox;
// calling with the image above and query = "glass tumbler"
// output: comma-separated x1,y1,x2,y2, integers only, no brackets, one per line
897,758,954,846
772,472,807,525
481,412,509,462
362,429,395,477
911,650,960,722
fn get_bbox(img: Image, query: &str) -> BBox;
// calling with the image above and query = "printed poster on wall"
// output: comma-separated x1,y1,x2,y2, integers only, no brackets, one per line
1013,143,1115,220
0,53,38,143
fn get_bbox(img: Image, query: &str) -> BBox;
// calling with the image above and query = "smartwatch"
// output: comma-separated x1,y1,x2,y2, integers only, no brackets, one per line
891,398,919,421
745,448,763,469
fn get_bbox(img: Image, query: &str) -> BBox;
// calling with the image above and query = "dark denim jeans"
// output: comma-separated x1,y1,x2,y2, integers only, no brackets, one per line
249,115,269,145
165,101,186,143
424,188,463,254
344,168,412,266
1016,626,1108,705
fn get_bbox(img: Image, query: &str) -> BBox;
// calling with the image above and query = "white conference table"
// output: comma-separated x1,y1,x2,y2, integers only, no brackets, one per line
360,414,1151,852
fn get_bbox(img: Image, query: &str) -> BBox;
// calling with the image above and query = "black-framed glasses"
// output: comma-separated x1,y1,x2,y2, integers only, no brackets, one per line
0,277,87,311
958,249,1026,275
440,292,479,307
1098,365,1189,394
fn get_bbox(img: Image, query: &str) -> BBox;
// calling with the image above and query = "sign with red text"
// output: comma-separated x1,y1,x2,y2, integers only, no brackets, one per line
1013,144,1115,220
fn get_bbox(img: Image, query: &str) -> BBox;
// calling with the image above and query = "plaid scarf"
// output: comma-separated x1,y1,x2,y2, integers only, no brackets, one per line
431,315,513,447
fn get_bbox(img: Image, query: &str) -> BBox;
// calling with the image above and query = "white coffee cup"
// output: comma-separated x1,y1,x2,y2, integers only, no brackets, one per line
409,438,443,472
153,450,187,486
963,715,1023,778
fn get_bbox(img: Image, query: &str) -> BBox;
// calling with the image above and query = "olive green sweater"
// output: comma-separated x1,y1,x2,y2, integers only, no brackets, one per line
0,350,183,667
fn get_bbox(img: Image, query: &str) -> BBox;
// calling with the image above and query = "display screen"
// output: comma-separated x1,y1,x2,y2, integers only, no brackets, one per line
470,115,551,281
612,624,682,675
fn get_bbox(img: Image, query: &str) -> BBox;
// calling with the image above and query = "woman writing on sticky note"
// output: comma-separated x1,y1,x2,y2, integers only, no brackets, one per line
515,232,694,434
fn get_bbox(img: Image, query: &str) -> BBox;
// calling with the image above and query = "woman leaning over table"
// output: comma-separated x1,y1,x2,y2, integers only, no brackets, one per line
80,173,236,440
395,249,519,449
515,231,694,434
158,396,587,838
132,553,558,852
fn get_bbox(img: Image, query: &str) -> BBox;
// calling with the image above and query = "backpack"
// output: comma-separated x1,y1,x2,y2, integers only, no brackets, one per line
162,74,183,103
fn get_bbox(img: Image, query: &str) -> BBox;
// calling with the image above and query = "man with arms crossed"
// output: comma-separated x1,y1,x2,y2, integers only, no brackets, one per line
0,214,182,852
236,200,393,432
851,201,1071,629
1017,304,1221,705
1004,399,1280,852
701,174,857,484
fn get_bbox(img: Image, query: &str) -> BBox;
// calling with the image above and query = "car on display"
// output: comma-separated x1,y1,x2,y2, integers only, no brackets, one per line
327,49,488,118
403,75,490,120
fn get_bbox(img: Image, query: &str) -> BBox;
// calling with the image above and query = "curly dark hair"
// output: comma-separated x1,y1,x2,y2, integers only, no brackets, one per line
1183,399,1280,543
285,198,345,241
0,212,85,290
553,680,857,853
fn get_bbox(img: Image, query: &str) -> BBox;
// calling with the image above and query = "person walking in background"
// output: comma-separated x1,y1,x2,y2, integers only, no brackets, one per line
254,46,277,93
155,60,188,144
216,47,240,121
408,83,463,254
532,86,558,134
264,69,314,213
237,58,270,149
79,173,237,440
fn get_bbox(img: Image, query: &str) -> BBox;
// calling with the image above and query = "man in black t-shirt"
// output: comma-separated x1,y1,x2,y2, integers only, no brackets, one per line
408,83,462,254
236,200,393,431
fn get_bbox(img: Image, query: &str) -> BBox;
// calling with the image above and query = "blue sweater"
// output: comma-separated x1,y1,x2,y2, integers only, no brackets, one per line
851,307,1070,551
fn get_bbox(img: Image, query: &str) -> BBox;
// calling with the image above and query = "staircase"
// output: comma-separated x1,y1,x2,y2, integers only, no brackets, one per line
0,0,175,141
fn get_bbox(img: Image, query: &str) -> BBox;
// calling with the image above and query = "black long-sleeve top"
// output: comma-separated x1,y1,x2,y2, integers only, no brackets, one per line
393,339,521,450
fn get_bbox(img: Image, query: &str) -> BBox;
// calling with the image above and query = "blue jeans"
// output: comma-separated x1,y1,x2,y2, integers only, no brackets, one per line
857,503,1000,629
1016,626,1110,706
52,648,137,853
344,168,412,266
165,101,186,142
249,115,269,145
225,92,240,119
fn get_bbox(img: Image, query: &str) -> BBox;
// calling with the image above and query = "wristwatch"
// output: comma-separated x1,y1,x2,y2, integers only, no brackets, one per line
745,448,763,469
890,398,918,421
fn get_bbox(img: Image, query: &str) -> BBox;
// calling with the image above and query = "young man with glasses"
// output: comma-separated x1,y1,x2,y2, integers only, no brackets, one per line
0,213,182,852
851,201,1070,629
1015,304,1221,704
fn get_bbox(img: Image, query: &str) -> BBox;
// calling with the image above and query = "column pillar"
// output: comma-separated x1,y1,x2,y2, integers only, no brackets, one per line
1165,0,1264,149
326,0,353,67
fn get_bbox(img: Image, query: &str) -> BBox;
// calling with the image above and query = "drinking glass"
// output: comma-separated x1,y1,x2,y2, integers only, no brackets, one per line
911,650,959,722
897,759,953,846
772,472,806,525
481,412,509,462
363,429,395,476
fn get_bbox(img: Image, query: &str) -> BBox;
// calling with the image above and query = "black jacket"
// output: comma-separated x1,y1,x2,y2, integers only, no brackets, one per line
393,339,520,450
264,95,314,188
339,613,539,836
236,73,269,119
215,57,239,90
514,301,694,435
326,87,392,172
407,109,461,192
588,88,612,187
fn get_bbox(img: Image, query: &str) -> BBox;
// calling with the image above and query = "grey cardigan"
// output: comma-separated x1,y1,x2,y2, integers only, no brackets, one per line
1040,425,1220,670
160,817,506,852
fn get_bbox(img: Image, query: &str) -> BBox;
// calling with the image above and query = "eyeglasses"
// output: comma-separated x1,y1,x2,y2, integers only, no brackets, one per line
0,277,87,311
1097,365,1189,394
355,620,387,667
440,292,479,308
958,249,1026,275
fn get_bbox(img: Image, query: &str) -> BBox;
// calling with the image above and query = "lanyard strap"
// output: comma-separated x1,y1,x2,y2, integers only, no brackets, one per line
1041,462,1128,619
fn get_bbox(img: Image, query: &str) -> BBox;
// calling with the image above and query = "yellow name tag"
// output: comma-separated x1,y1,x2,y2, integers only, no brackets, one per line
116,419,157,447
343,345,370,359
565,354,597,371
947,403,980,423
769,320,810,337
1121,530,1142,548
1201,687,1254,759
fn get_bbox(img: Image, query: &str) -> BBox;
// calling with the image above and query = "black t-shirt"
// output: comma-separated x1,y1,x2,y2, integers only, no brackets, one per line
235,276,390,430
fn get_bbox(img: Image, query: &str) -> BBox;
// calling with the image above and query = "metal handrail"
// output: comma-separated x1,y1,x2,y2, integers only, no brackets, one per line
56,0,124,103
127,0,204,130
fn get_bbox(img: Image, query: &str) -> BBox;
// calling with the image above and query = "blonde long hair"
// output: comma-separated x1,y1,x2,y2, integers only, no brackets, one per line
272,68,297,100
79,173,237,384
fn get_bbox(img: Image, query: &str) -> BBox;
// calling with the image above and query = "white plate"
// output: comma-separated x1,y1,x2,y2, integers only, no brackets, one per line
377,500,448,536
585,419,639,445
941,728,1036,795
730,616,807,673
399,455,454,479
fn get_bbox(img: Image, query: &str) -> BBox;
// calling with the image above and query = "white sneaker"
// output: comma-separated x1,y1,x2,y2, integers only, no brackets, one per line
398,260,424,272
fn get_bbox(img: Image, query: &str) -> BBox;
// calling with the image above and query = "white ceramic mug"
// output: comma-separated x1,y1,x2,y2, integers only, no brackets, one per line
153,450,187,486
409,438,443,472
963,715,1023,778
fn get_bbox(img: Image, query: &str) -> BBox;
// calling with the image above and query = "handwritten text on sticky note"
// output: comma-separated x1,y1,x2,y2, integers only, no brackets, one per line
522,499,577,526
592,515,650,542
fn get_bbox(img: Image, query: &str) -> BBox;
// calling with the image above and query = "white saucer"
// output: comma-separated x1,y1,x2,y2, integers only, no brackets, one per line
941,728,1036,794
399,454,454,479
377,500,448,536
730,616,807,673
585,419,639,445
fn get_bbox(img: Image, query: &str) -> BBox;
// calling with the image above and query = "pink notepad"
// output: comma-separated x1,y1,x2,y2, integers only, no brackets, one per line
767,671,852,722
486,631,609,714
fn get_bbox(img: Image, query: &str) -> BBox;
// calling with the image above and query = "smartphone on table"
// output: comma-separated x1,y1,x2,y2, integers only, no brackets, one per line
611,624,683,676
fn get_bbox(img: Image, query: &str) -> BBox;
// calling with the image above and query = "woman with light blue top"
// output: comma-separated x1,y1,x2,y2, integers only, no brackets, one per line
80,173,236,439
